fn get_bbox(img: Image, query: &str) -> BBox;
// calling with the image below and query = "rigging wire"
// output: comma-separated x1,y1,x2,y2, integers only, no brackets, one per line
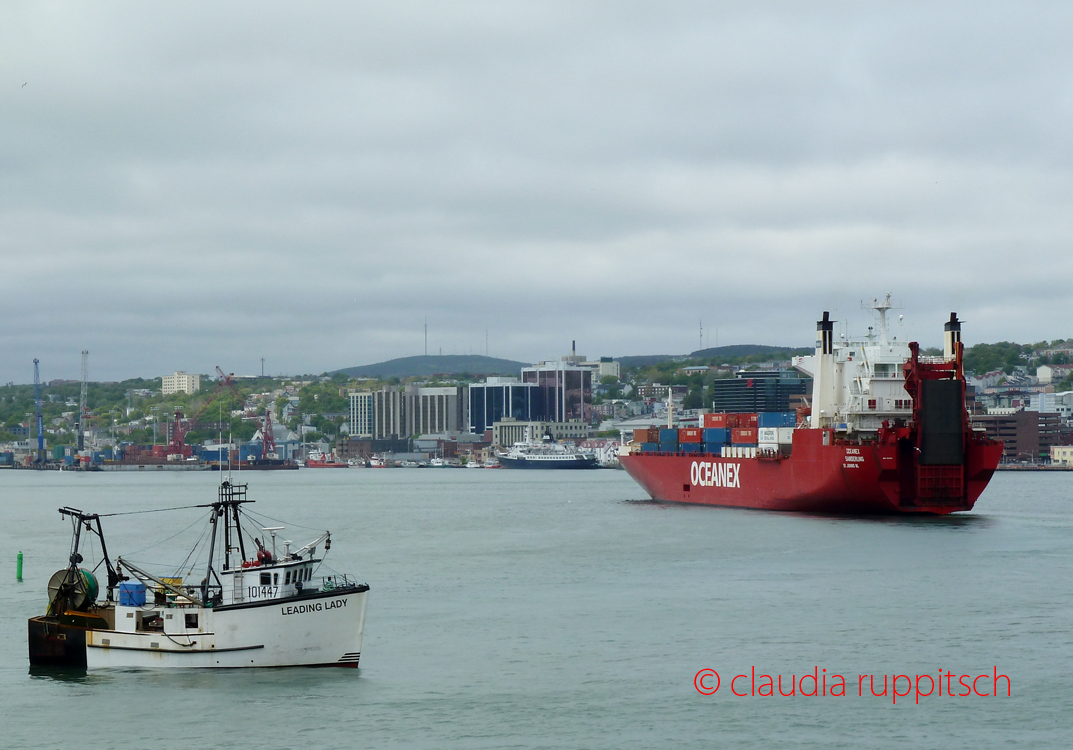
99,504,208,517
121,512,209,558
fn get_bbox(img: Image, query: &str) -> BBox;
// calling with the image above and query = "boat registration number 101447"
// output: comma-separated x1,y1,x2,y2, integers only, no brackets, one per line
247,586,280,599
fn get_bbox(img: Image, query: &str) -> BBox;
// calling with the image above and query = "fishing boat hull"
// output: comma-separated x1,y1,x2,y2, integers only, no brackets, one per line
29,586,369,669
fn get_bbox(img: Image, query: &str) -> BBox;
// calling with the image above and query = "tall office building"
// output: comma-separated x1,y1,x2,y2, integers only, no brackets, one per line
351,385,465,439
468,377,545,434
521,358,593,423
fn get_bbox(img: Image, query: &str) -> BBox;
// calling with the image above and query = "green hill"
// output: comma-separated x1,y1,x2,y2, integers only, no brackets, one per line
689,344,810,359
334,355,530,380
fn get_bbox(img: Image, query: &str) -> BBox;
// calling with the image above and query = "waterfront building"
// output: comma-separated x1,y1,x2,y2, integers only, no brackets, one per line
161,371,201,395
348,391,374,438
972,410,1063,463
352,385,465,439
1051,445,1073,466
521,357,593,423
468,377,545,434
710,370,809,413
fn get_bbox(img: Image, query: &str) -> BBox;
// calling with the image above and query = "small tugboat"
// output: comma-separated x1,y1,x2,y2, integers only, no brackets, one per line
28,480,369,668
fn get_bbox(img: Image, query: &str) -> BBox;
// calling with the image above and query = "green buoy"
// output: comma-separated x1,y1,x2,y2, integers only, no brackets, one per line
16,551,23,581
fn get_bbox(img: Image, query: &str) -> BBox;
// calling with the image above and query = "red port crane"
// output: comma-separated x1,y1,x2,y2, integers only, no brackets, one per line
167,367,254,455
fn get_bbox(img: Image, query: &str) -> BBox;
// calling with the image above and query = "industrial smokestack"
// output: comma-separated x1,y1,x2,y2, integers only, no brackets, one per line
817,312,834,355
943,313,961,361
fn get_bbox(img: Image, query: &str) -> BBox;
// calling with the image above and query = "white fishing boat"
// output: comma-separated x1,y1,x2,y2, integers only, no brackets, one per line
28,480,369,669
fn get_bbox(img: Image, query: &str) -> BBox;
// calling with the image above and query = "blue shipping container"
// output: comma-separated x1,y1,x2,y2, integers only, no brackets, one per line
659,428,678,443
659,442,679,453
641,443,658,453
703,443,723,454
680,443,701,454
702,428,728,443
758,412,797,428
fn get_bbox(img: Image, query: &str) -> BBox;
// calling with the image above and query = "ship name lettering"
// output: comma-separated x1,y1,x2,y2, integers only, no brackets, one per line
690,461,740,489
281,602,324,616
845,448,861,455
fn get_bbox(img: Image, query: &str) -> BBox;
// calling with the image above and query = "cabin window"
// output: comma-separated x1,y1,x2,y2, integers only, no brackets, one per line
185,613,198,629
273,573,279,585
868,399,877,410
285,571,291,585
307,568,312,581
260,572,271,585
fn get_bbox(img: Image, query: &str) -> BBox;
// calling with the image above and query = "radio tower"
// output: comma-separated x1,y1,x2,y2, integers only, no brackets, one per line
33,359,44,463
78,350,88,451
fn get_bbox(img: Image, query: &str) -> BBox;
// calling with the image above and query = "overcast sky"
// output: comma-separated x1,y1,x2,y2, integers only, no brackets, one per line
2,2,1071,382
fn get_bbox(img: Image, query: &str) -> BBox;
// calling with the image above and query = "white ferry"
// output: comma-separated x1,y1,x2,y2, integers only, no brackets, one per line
495,429,598,470
28,481,369,669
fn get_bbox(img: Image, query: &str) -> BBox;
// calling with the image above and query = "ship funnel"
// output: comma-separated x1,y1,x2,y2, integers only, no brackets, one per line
943,313,961,361
817,311,834,355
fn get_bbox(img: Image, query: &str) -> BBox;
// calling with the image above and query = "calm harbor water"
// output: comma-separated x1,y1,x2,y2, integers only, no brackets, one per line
0,468,1070,748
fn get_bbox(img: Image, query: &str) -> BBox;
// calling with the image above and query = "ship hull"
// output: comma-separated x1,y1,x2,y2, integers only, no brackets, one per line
497,456,599,469
620,429,1002,515
29,587,369,669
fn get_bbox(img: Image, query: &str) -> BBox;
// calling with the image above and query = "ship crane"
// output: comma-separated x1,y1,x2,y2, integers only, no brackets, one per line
33,359,44,463
78,350,88,451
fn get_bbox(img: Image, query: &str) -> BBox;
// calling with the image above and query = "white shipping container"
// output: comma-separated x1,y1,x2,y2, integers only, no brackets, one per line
758,427,778,443
778,427,795,444
758,442,779,455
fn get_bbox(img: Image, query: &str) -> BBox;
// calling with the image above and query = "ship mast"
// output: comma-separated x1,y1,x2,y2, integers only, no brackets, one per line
201,480,251,604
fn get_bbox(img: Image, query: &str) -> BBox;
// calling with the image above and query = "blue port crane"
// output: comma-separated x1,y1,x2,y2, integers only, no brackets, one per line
33,358,44,463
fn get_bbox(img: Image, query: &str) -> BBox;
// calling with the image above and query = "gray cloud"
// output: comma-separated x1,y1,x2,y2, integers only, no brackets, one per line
2,1,1071,382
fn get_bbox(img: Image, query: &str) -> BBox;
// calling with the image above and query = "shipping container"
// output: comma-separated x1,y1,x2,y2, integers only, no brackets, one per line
701,413,728,428
641,443,658,453
757,427,778,443
52,445,65,460
778,427,795,444
659,442,679,453
702,427,728,444
739,413,759,428
758,442,780,455
659,428,678,443
678,428,702,443
758,411,797,428
703,443,723,454
680,443,701,454
633,427,660,443
731,428,757,444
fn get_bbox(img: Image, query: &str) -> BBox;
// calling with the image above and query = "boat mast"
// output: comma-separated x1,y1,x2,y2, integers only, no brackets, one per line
202,480,251,604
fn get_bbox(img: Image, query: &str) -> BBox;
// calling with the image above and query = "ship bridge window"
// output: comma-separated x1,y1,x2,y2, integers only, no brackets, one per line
185,613,198,629
285,570,291,585
260,572,271,585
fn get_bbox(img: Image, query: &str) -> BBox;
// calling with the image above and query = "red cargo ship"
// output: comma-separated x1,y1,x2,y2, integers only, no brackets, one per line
620,298,1003,514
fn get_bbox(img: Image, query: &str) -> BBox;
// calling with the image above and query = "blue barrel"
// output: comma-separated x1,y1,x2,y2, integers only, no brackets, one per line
118,581,147,606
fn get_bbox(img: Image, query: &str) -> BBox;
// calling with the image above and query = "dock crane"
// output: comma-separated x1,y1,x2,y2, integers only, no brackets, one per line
33,359,44,463
77,350,88,451
167,367,255,455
